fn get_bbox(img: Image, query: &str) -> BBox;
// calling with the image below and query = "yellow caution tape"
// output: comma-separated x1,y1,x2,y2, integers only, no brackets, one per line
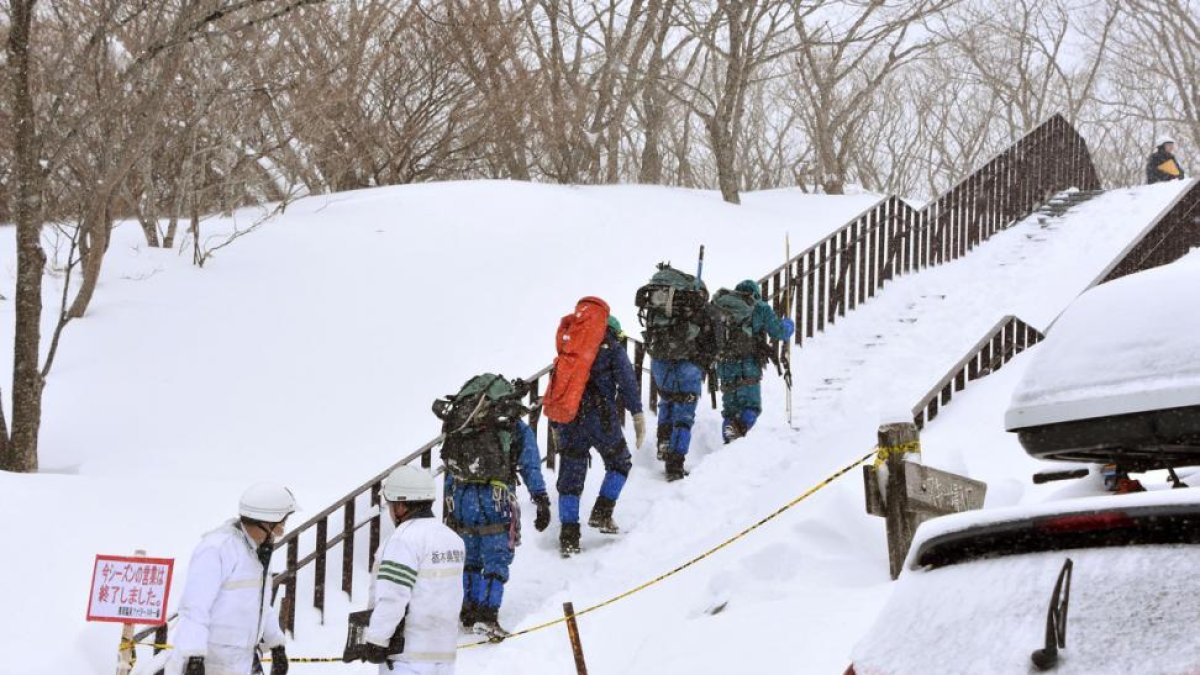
873,440,920,467
460,447,878,648
125,448,875,659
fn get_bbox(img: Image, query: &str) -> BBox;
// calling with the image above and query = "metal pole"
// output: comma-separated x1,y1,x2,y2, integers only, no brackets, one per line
563,602,589,675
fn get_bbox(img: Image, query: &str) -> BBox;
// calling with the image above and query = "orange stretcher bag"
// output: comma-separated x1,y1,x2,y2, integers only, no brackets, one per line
543,296,610,424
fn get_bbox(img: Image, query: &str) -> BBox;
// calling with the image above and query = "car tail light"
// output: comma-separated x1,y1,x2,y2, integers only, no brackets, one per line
1037,511,1135,534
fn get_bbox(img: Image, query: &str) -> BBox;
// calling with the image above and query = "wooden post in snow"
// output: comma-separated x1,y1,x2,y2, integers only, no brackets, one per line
115,549,147,675
863,423,987,579
563,602,589,675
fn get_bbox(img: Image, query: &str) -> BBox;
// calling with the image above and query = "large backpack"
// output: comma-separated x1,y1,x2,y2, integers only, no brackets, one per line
635,264,710,360
543,297,610,424
433,374,529,483
710,288,759,359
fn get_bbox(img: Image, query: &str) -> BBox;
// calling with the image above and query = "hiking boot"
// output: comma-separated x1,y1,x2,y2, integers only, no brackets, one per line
472,606,510,642
559,523,581,558
587,496,619,534
722,418,745,444
656,425,672,460
665,453,688,482
459,602,480,629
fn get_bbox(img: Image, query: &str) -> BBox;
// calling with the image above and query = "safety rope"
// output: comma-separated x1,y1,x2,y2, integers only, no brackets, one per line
122,448,876,659
459,448,877,648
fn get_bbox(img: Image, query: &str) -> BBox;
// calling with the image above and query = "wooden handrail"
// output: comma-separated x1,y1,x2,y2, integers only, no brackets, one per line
911,316,1045,429
259,113,1099,637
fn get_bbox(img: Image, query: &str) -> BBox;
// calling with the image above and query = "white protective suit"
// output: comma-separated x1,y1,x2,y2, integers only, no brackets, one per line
367,514,465,674
167,520,286,675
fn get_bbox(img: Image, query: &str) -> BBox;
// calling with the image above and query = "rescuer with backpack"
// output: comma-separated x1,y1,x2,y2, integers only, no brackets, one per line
635,263,718,481
1146,136,1186,184
543,297,646,557
711,280,795,443
432,374,550,639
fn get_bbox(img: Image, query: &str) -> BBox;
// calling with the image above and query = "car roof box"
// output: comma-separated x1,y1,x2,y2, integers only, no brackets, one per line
1005,252,1200,468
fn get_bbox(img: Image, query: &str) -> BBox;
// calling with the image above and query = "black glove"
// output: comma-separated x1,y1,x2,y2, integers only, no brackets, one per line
269,646,288,675
184,656,205,675
533,493,551,532
362,642,390,664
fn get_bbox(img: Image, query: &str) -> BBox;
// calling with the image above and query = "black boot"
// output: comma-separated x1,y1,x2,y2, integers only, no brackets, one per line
656,425,672,460
559,523,581,558
665,453,688,482
587,496,619,534
473,605,510,641
460,602,479,630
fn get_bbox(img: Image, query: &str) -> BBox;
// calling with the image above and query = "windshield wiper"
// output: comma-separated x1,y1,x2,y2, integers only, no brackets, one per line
1032,558,1073,671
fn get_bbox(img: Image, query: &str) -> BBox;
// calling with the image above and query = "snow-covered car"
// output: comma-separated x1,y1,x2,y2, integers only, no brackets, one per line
1004,251,1200,470
846,488,1200,674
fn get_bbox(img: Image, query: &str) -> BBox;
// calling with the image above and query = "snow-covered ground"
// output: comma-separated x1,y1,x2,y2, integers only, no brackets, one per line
0,177,1192,674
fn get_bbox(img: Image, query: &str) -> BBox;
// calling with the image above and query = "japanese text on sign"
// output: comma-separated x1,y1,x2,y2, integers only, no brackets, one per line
87,554,174,625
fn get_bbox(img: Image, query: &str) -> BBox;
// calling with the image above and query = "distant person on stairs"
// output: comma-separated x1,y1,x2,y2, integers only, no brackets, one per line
355,466,465,675
635,263,720,482
712,280,795,443
168,483,297,675
548,314,645,557
1147,137,1186,183
432,374,550,640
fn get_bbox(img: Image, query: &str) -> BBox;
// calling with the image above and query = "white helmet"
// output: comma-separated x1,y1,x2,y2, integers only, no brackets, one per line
382,465,436,502
1158,136,1176,147
239,482,298,522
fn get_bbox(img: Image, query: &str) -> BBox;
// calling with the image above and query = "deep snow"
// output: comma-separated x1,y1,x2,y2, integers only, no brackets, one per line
0,177,1192,674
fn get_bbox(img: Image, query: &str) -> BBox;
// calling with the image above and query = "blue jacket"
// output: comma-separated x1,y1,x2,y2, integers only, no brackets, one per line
511,420,547,496
554,330,642,448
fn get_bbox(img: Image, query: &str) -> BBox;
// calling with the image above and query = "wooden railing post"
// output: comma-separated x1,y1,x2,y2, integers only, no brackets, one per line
314,517,327,621
342,499,355,597
283,538,298,633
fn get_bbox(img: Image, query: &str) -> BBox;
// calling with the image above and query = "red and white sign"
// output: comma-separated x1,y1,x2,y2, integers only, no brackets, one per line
86,554,174,625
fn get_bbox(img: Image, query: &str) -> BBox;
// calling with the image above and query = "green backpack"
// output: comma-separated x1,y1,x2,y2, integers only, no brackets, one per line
711,288,759,359
634,264,710,361
432,374,529,483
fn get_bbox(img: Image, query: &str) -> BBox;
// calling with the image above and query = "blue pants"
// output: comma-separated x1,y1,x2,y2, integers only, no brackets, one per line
554,422,632,524
651,359,704,456
447,481,513,610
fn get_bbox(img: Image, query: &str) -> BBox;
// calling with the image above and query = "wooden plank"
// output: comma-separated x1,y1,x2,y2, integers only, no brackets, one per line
903,462,987,515
314,518,327,618
847,220,859,312
863,465,885,517
342,499,355,597
816,240,828,331
805,250,816,338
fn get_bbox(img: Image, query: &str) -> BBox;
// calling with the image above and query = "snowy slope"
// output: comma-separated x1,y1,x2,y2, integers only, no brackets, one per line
0,181,880,675
0,177,1190,674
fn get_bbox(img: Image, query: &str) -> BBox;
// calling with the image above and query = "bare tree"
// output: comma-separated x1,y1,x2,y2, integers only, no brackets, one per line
789,0,958,195
1095,0,1199,183
672,0,794,203
0,0,323,472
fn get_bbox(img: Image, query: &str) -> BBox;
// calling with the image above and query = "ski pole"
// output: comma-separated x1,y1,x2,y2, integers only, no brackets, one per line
696,245,705,284
784,234,794,427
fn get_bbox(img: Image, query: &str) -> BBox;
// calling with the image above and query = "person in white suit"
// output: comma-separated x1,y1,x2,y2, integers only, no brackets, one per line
168,483,297,675
358,465,465,675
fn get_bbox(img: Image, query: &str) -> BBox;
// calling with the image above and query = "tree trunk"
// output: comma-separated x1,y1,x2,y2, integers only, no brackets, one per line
5,0,45,472
708,116,741,204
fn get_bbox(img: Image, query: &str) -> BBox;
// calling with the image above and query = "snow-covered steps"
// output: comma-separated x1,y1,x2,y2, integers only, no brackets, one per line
786,181,1192,440
1036,188,1105,223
